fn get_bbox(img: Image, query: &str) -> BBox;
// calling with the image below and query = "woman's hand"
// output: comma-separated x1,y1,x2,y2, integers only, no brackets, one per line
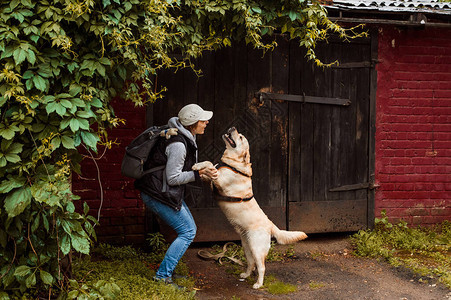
198,167,218,180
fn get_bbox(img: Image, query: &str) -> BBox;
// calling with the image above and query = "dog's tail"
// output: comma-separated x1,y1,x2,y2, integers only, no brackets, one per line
271,225,307,245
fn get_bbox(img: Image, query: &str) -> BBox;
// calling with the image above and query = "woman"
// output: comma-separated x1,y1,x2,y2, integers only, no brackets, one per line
135,104,218,286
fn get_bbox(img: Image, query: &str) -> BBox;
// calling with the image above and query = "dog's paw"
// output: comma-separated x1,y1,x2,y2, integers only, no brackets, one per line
192,161,214,171
252,283,263,289
240,272,250,279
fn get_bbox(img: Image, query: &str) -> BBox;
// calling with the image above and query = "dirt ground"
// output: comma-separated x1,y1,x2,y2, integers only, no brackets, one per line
184,234,451,300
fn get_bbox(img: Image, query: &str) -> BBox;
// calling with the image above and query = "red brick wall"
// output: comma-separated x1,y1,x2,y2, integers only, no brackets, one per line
72,97,147,244
375,26,451,226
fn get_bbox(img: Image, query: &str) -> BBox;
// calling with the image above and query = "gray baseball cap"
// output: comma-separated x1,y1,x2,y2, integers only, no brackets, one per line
178,104,213,126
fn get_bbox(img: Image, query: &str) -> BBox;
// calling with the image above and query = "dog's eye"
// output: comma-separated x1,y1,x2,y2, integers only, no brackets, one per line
240,136,243,140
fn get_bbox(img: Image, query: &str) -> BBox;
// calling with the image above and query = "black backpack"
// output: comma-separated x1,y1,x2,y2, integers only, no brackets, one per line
121,125,170,179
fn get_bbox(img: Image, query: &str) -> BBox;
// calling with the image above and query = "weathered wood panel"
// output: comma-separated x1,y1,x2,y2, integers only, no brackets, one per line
287,38,373,233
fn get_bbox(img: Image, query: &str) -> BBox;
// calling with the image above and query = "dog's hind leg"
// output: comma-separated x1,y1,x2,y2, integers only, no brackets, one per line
247,230,271,289
240,237,255,280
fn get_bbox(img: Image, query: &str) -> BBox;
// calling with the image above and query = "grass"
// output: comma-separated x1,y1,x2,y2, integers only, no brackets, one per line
309,280,325,290
263,274,298,294
71,234,196,300
350,211,451,289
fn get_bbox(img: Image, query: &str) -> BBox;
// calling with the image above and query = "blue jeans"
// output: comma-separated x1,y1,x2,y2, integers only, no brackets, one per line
141,193,197,279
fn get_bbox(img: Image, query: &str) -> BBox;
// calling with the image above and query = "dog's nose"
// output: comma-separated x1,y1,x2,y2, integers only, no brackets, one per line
227,127,236,133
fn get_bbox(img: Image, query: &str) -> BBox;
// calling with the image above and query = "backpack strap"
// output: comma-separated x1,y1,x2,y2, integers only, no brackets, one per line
142,165,165,176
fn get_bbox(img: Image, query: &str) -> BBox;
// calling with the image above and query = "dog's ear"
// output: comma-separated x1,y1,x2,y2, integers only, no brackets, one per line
244,149,251,164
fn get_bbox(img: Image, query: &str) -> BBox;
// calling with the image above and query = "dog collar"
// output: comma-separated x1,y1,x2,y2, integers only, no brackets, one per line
216,162,251,178
212,185,253,203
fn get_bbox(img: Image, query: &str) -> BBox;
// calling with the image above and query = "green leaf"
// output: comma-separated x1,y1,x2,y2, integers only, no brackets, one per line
0,157,6,168
14,265,31,277
71,233,90,254
78,118,89,130
27,50,36,65
66,201,75,213
69,84,82,96
98,57,111,65
30,35,39,43
0,124,19,140
59,234,71,255
76,111,93,118
251,7,262,14
91,98,103,108
31,213,40,232
60,118,71,130
96,63,106,76
83,202,89,215
99,281,121,298
4,187,32,218
0,176,26,193
33,75,46,92
4,153,20,164
51,136,61,149
46,102,57,114
55,104,67,116
10,0,20,10
23,70,34,79
25,272,36,288
61,135,75,149
67,290,79,299
60,99,72,108
0,140,23,165
42,214,49,232
81,131,99,149
13,48,27,65
40,270,53,285
69,118,80,132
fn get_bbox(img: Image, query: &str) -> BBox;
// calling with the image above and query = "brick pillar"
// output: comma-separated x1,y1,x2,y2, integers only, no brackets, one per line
73,97,148,245
375,26,451,225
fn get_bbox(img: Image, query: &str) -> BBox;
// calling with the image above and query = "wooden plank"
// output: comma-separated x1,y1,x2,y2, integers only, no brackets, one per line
269,35,289,215
247,45,272,207
298,47,315,203
288,40,303,204
312,42,333,203
367,29,378,229
355,64,371,204
337,43,357,204
197,50,216,158
289,200,368,233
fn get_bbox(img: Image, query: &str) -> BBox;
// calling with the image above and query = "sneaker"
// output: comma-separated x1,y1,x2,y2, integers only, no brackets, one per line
152,276,185,290
173,274,188,280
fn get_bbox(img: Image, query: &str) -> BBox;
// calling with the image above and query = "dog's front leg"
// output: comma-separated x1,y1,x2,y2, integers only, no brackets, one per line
192,161,214,171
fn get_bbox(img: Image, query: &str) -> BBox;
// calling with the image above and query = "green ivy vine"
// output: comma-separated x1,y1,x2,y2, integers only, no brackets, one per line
0,0,365,297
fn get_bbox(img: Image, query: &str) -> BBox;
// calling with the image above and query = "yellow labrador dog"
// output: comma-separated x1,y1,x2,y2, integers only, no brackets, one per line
193,127,307,289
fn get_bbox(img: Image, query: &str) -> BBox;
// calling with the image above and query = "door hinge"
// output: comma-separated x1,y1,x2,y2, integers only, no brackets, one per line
329,182,379,192
256,92,351,106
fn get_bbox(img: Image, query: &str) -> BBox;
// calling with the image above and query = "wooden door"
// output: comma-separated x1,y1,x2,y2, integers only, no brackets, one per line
149,34,375,241
287,36,376,233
